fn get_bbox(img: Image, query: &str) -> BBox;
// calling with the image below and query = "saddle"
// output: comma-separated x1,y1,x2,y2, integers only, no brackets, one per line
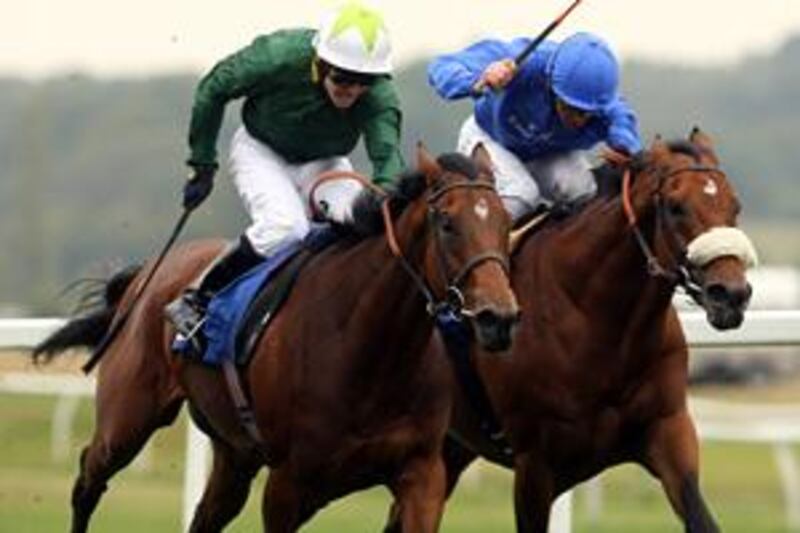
201,226,338,367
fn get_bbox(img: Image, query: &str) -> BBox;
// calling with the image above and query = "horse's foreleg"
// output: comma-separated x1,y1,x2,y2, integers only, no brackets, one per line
70,393,183,533
384,434,476,532
442,434,479,497
643,409,719,533
513,453,554,533
262,467,319,533
385,454,447,533
188,440,261,533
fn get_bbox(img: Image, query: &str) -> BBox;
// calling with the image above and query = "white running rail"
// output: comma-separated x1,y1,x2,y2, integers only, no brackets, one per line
2,310,800,532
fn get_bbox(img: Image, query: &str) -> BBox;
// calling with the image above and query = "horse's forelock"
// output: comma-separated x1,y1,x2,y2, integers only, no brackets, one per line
666,140,703,162
436,152,479,181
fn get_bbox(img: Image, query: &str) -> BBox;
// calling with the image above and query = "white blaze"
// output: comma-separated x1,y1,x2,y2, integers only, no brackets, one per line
475,198,489,220
703,178,718,196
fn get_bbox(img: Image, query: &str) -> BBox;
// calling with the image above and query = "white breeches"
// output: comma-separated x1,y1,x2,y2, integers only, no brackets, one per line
457,116,597,220
228,126,364,256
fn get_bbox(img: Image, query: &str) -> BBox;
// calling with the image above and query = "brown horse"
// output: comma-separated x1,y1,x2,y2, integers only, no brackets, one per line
387,129,757,532
34,145,520,533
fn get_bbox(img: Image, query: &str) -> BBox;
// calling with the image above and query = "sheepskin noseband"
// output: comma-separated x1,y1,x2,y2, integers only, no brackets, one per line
686,226,758,268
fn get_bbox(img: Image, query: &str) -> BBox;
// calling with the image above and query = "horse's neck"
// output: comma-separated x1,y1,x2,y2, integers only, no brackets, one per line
541,197,675,325
341,205,436,364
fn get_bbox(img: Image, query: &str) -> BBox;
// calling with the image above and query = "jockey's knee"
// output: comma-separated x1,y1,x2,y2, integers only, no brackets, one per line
554,178,597,205
246,217,310,256
502,197,538,222
313,181,364,224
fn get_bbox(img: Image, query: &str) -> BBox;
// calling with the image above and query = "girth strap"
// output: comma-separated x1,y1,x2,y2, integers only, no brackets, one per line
221,360,265,446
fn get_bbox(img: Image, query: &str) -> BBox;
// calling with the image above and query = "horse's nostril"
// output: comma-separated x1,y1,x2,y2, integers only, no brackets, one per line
475,309,499,328
730,283,752,308
705,283,729,303
705,283,751,308
475,308,519,327
472,308,516,352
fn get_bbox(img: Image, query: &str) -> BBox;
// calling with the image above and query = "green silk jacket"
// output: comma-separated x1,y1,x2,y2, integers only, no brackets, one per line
188,28,404,185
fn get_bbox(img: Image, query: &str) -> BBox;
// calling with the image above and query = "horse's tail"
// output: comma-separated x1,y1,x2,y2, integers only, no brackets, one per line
32,264,143,364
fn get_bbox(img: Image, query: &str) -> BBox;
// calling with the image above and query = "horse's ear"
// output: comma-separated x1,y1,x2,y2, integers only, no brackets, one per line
689,126,713,147
689,126,719,164
471,143,494,182
416,142,441,184
649,134,670,161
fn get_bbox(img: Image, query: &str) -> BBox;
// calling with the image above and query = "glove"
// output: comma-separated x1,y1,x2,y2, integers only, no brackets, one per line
183,166,216,210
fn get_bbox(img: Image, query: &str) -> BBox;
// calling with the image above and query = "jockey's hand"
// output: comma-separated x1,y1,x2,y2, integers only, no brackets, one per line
479,59,517,91
603,146,634,167
183,165,216,211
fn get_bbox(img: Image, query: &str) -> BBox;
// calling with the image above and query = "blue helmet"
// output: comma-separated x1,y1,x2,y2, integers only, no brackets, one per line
547,32,619,113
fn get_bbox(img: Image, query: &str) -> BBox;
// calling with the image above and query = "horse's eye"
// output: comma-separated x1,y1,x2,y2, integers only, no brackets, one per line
435,210,457,235
667,201,687,218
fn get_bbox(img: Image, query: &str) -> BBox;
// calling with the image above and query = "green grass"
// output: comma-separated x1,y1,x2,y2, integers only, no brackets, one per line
0,393,794,532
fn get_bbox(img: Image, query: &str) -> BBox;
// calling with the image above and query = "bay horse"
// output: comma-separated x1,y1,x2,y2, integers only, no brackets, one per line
33,144,520,533
386,129,757,532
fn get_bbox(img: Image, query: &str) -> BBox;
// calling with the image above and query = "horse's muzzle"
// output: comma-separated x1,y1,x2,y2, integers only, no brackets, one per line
703,281,752,330
471,307,521,352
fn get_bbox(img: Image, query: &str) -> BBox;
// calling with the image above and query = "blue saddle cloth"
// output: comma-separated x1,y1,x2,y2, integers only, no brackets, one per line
201,239,304,366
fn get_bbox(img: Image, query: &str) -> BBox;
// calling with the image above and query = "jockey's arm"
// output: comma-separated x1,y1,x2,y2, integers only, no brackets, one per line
427,38,529,100
358,82,405,187
602,96,643,156
187,36,279,168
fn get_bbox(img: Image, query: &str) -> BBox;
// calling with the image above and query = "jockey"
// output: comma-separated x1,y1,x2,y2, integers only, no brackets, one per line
167,1,404,340
428,31,642,220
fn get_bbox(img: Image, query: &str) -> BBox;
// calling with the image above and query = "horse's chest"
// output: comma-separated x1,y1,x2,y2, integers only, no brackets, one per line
531,404,643,466
300,423,430,483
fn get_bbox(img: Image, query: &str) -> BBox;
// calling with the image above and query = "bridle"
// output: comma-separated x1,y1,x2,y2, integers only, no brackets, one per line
424,179,510,316
620,160,727,304
310,170,510,318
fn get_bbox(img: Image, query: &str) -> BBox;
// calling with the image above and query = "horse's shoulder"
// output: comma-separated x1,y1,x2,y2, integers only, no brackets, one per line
175,238,228,257
663,306,689,348
164,238,229,277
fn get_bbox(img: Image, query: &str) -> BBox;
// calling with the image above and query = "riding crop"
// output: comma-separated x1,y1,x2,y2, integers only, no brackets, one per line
81,207,193,373
473,0,586,94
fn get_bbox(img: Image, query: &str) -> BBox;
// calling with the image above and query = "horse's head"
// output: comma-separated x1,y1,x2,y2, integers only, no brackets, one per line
413,143,520,351
625,128,758,329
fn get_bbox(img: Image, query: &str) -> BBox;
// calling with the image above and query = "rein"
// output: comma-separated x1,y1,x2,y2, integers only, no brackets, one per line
620,162,725,302
311,170,509,317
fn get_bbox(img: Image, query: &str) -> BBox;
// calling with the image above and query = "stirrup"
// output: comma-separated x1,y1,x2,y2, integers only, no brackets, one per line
165,293,205,334
165,293,208,356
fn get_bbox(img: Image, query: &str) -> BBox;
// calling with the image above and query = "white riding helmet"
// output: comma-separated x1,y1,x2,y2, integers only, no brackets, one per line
313,2,393,74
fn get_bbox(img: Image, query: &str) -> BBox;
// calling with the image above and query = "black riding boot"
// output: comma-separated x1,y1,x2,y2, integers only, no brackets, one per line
165,235,263,352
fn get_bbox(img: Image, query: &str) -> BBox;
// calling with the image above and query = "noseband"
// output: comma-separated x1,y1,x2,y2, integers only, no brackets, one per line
621,164,726,303
311,170,510,318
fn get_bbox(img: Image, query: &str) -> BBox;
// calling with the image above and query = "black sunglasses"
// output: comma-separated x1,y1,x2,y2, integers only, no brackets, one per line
328,69,378,87
556,98,594,119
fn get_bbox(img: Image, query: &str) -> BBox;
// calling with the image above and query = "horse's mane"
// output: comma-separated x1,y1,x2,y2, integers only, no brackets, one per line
346,152,480,238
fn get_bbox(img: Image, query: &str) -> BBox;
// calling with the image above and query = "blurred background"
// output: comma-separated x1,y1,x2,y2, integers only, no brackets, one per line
1,0,799,531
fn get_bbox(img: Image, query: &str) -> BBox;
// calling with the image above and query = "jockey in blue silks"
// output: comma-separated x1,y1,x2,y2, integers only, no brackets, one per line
428,32,643,220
